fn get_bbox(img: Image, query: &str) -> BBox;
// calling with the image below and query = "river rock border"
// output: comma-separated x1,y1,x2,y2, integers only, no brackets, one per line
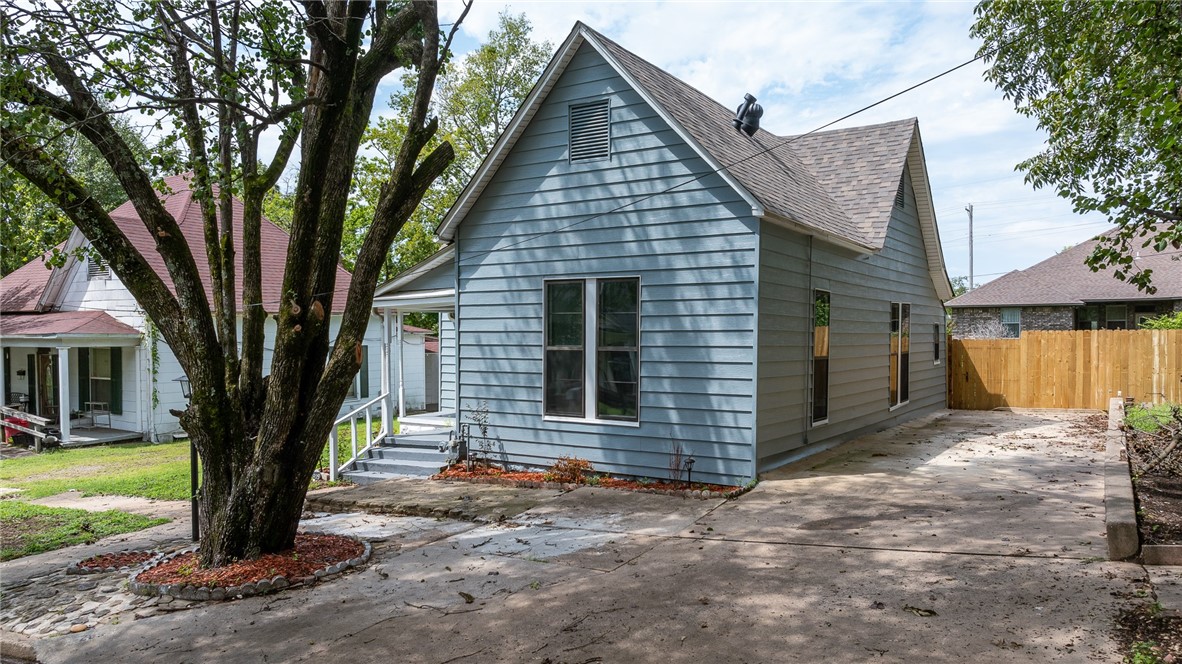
66,549,163,575
126,535,372,602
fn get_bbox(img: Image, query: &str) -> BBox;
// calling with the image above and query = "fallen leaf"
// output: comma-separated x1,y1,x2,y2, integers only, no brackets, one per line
459,592,475,604
903,604,938,617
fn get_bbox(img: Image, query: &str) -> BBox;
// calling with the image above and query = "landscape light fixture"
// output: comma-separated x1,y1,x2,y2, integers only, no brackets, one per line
173,375,192,400
732,93,763,137
174,375,198,541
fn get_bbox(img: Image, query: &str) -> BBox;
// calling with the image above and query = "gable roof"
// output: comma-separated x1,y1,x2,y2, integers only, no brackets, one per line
946,228,1182,308
0,252,57,313
1,174,354,315
435,22,952,300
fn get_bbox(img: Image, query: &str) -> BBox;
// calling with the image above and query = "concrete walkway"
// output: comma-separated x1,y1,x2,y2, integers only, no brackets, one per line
1,410,1167,663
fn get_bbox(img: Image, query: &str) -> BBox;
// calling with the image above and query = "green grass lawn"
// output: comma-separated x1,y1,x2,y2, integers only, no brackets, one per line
1126,402,1180,433
0,501,167,560
0,441,193,500
0,418,391,502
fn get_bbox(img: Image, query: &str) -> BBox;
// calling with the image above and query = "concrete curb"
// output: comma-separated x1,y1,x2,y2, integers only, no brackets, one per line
1104,398,1140,561
0,631,37,662
1141,545,1182,565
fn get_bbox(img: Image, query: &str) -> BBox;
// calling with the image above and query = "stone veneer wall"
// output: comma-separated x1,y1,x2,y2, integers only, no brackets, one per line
1020,306,1074,332
950,307,1004,339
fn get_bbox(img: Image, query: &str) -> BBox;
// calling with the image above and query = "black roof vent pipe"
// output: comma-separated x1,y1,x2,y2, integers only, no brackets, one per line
732,93,762,137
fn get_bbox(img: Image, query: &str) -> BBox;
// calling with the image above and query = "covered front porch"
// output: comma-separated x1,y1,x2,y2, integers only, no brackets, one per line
372,245,457,436
1,311,143,447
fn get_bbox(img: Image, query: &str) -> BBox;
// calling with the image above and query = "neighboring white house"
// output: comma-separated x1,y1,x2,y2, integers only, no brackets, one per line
0,175,430,445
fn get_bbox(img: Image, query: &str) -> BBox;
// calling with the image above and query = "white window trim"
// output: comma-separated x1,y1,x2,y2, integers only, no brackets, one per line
542,276,640,425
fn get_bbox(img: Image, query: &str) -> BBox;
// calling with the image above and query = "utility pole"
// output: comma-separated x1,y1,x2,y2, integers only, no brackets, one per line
965,203,974,290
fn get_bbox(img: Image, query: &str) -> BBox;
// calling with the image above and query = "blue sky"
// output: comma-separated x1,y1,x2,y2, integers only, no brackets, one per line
414,0,1110,288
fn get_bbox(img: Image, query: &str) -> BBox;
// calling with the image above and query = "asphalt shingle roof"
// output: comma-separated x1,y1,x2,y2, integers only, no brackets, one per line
589,27,916,250
946,229,1182,307
0,311,140,337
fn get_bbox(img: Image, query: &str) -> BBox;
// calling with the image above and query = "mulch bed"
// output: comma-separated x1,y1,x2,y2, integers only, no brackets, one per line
1135,474,1182,545
136,533,363,589
434,462,743,498
77,550,155,571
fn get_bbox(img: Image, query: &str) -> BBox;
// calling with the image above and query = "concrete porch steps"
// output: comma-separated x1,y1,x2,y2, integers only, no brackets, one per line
341,428,453,484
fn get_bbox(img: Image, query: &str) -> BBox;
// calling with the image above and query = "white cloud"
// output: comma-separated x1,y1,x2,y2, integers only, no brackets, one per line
428,1,1108,282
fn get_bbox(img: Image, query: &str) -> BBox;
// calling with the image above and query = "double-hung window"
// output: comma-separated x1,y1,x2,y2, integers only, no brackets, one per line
544,278,639,422
1000,308,1021,338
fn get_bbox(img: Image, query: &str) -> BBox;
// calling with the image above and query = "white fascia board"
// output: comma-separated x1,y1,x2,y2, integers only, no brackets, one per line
37,227,87,312
581,31,764,216
907,128,955,302
0,334,142,348
375,245,455,296
437,28,588,243
372,289,456,312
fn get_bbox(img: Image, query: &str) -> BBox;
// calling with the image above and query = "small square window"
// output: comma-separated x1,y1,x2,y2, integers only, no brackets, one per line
1000,308,1021,338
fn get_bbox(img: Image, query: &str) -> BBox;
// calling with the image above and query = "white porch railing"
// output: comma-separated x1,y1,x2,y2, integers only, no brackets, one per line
328,393,389,481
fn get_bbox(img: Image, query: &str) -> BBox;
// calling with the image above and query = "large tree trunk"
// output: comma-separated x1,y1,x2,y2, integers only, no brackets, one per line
2,0,465,567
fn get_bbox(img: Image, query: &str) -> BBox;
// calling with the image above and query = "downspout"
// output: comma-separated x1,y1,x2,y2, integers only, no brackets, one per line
803,235,814,449
750,221,761,483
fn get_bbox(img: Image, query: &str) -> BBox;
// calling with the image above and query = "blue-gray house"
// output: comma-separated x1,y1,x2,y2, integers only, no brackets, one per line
373,23,953,486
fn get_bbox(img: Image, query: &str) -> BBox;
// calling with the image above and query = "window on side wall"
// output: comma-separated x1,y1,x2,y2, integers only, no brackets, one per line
1000,308,1021,338
889,302,910,408
811,290,830,425
1105,304,1127,330
346,346,369,400
544,278,639,422
933,322,942,365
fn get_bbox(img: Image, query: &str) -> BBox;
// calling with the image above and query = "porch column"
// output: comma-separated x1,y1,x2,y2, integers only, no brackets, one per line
380,309,394,436
396,311,405,418
56,346,70,444
0,345,7,409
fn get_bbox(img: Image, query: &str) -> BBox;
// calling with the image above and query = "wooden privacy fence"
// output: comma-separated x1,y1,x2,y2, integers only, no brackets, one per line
948,329,1182,411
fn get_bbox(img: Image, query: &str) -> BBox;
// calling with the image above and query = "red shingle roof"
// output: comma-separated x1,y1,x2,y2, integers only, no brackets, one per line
0,174,354,314
0,254,55,312
0,311,140,337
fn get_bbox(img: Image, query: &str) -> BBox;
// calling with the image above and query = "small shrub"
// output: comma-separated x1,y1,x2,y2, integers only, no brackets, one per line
1129,640,1163,664
545,456,594,484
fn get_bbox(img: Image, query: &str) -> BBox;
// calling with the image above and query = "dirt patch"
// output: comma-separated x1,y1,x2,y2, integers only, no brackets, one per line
434,462,739,496
135,533,362,589
0,514,61,551
1114,602,1182,662
78,550,156,571
1135,474,1182,545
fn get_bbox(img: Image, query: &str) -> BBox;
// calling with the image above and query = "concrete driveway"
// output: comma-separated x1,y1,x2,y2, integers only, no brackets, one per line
23,410,1142,663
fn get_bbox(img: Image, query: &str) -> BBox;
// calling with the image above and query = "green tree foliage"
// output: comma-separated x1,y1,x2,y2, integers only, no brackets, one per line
971,1,1182,292
355,12,552,279
1140,312,1182,330
1,117,152,275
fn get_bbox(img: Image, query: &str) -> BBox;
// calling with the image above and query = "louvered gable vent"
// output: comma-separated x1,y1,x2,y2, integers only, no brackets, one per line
87,255,110,280
894,175,906,209
569,99,611,163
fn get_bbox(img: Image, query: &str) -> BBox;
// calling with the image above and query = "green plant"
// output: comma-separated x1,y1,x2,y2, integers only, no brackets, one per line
545,456,594,484
1128,640,1162,664
585,474,601,486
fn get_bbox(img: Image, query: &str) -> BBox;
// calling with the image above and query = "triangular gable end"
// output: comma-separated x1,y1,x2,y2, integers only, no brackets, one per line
436,22,763,243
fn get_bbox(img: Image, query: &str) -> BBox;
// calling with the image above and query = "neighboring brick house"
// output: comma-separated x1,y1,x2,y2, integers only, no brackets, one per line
947,229,1182,338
